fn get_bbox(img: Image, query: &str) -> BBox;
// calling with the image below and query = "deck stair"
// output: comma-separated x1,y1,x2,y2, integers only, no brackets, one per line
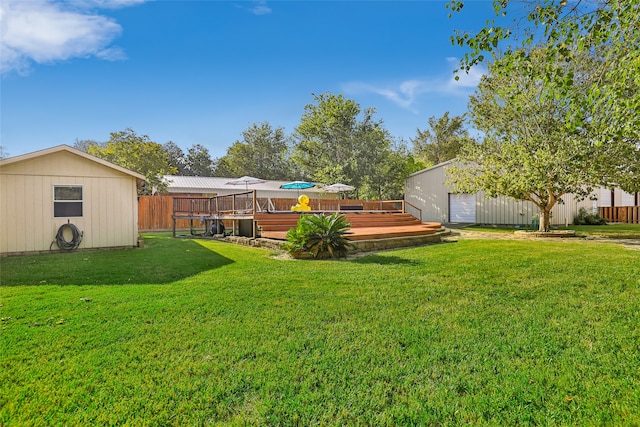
254,211,443,241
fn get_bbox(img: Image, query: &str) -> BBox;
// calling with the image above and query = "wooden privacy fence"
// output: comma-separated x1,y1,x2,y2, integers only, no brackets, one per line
599,206,640,224
138,195,182,231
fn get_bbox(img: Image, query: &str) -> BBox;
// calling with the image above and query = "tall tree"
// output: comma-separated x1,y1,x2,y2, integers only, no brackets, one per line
448,47,633,232
216,122,293,180
0,146,9,160
162,141,187,175
88,128,176,194
185,144,215,177
361,141,422,200
412,112,469,166
293,92,404,199
448,0,640,193
293,93,361,186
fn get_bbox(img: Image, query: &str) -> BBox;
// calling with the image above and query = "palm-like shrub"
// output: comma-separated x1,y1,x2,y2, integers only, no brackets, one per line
285,213,354,259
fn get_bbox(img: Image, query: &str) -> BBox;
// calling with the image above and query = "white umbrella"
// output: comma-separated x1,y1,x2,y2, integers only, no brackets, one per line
324,183,355,192
323,183,356,200
226,176,266,191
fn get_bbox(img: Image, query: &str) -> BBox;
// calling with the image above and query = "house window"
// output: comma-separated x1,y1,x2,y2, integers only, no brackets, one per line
54,185,83,217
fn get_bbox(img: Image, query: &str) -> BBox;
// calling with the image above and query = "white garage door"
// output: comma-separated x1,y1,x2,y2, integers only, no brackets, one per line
449,193,476,223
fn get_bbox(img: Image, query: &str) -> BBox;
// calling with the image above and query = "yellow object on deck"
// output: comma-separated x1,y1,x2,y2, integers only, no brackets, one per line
291,194,311,211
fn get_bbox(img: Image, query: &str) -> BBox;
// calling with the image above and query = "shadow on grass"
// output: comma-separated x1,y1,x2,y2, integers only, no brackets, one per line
0,236,234,286
351,254,422,266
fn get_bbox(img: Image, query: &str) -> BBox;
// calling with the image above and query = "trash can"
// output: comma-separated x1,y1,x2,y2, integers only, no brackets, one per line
531,218,539,229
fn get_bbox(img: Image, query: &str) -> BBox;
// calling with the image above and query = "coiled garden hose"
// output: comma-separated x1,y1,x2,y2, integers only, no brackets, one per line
52,223,84,251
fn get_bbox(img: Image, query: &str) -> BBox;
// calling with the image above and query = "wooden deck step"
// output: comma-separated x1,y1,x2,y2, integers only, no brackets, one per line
254,211,443,242
260,225,443,241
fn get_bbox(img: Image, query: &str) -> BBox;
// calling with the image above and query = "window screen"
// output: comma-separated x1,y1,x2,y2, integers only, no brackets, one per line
54,185,83,217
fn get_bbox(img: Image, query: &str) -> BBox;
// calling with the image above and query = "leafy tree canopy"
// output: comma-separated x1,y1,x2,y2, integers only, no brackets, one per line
448,46,632,231
185,144,215,177
412,112,470,167
87,128,176,195
293,92,404,199
72,139,101,153
162,141,187,175
216,122,294,180
448,0,639,192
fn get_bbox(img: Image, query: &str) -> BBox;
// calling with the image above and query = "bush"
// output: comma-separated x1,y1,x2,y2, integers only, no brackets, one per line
285,213,355,259
573,207,608,225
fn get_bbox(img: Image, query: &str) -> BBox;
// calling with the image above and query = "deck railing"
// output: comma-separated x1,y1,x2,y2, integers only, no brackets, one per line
171,192,409,217
139,193,415,233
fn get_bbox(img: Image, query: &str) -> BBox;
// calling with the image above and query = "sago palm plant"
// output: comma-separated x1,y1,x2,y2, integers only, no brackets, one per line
285,213,354,259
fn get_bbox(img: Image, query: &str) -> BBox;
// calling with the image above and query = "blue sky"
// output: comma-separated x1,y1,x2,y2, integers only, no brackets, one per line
1,0,496,159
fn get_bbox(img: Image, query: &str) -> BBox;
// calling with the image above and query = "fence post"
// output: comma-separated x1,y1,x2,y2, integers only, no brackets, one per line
253,190,257,238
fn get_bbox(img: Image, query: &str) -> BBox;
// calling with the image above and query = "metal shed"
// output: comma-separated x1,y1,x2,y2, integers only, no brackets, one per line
404,160,619,226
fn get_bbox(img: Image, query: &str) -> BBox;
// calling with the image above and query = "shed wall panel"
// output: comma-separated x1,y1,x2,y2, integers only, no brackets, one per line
599,188,612,207
621,191,636,206
404,165,450,223
476,196,537,226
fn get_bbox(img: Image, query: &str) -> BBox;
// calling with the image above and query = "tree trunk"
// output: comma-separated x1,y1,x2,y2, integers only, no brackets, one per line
539,209,551,232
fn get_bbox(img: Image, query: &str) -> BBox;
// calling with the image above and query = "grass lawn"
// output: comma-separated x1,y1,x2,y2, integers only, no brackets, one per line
467,223,640,239
2,234,640,425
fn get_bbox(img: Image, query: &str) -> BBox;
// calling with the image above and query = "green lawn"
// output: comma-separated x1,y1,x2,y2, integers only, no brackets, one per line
2,234,639,425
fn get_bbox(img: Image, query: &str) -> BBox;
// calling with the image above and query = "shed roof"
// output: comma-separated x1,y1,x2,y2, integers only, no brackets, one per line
408,159,456,178
1,145,146,185
163,175,326,194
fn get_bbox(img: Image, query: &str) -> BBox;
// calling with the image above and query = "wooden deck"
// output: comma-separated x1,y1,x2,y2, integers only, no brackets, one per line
254,211,443,241
169,193,442,241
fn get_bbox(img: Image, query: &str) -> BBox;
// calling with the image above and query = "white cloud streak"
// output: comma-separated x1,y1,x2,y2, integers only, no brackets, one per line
0,0,142,75
249,1,272,16
342,58,486,112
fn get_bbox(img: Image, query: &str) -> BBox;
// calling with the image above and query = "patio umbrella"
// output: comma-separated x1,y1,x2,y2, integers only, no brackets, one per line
226,176,266,191
323,183,355,199
280,180,316,197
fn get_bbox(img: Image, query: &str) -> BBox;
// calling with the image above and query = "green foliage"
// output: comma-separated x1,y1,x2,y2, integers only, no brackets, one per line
573,207,608,226
293,92,406,200
162,141,187,174
448,0,640,193
285,213,354,259
185,144,215,177
216,122,294,180
448,47,611,232
72,138,100,153
1,235,640,425
412,112,470,166
161,142,216,177
87,128,176,194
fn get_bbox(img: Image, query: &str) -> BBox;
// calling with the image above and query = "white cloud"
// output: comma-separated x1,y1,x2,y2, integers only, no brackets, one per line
249,1,272,15
342,58,486,112
0,0,142,75
446,57,484,88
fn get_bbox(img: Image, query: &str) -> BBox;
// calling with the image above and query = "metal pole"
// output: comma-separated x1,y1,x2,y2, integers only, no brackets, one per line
252,190,257,238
